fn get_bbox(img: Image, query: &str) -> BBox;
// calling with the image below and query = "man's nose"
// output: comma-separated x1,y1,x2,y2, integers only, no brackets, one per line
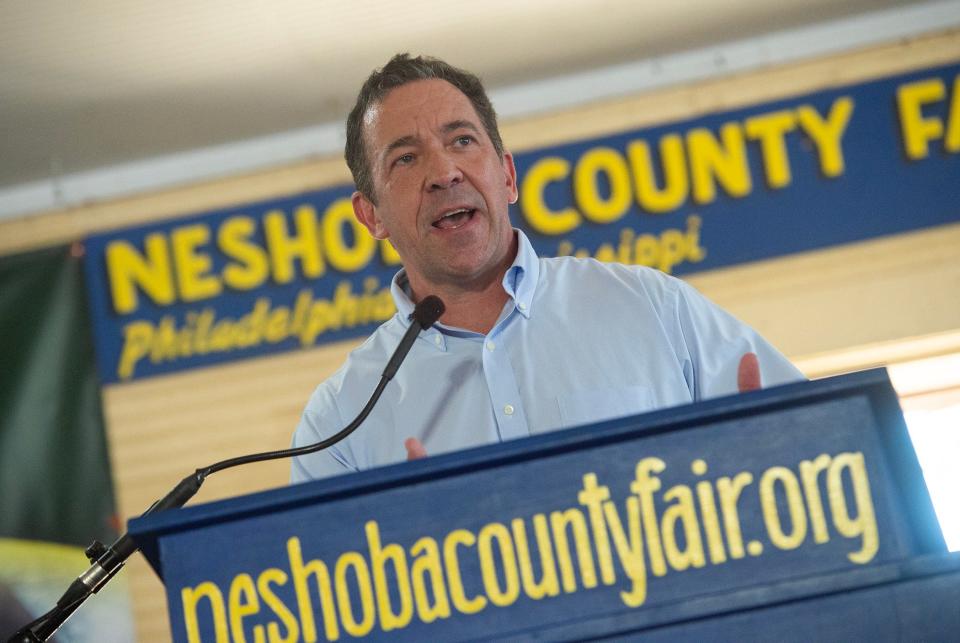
426,151,463,191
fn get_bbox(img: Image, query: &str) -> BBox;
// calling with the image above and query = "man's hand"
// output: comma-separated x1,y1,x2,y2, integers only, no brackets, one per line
738,352,761,393
405,437,428,460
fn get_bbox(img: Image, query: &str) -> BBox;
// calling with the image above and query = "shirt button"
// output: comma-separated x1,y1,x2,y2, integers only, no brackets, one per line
504,404,514,415
518,302,527,311
486,340,496,351
434,335,442,347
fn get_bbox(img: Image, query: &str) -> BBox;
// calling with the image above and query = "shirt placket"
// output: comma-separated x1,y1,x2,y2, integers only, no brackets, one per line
481,318,530,441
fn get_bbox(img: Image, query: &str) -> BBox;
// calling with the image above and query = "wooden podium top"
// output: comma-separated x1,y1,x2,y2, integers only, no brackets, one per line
130,368,949,641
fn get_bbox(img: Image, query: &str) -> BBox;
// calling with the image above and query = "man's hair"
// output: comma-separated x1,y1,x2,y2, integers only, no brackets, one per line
345,53,505,203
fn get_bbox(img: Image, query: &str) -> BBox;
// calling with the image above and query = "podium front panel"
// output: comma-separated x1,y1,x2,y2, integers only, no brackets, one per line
129,370,945,641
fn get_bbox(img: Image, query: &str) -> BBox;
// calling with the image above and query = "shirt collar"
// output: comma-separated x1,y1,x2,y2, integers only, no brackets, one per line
389,228,540,343
502,228,538,319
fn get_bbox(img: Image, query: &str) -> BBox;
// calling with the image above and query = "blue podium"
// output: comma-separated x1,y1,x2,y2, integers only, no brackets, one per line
129,369,958,641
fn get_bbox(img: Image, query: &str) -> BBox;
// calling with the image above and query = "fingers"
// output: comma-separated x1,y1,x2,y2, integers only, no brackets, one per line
738,352,761,393
405,437,428,460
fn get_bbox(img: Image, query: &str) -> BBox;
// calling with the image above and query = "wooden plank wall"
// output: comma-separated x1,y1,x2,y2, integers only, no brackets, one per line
1,29,958,642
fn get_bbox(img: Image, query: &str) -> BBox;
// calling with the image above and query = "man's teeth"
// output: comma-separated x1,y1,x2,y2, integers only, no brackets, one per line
433,209,474,229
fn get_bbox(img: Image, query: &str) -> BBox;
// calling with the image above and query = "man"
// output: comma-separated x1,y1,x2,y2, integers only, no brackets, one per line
290,54,803,482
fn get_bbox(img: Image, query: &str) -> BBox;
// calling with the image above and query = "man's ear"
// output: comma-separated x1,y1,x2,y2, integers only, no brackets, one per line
352,191,388,239
502,151,519,205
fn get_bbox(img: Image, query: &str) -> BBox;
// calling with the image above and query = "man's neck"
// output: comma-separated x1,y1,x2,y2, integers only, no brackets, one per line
425,283,510,334
406,239,518,335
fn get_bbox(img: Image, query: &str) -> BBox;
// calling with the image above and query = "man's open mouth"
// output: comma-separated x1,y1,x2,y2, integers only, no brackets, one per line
432,208,476,230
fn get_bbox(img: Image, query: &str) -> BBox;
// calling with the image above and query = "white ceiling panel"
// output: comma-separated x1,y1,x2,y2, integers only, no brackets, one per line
0,0,954,209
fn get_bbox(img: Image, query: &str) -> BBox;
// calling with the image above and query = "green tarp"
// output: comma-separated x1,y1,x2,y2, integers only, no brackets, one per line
1,244,131,641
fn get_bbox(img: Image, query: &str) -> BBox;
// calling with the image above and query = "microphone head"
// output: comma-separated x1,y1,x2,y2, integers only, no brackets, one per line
411,295,445,329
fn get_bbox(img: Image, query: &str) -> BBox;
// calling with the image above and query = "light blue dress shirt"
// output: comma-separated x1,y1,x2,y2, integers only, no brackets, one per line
291,230,803,482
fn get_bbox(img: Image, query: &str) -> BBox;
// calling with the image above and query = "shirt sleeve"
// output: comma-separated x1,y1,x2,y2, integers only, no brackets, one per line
672,278,805,401
289,384,358,483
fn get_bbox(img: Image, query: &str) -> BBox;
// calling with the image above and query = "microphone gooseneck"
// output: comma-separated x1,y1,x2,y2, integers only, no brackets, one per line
208,293,445,471
383,295,444,381
11,295,445,643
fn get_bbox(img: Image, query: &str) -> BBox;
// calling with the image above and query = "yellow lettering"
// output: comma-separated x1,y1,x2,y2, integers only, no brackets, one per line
603,497,648,607
606,216,706,274
657,229,684,274
549,508,597,592
574,147,632,224
443,529,487,614
797,97,854,176
744,110,797,189
799,453,833,544
105,235,175,314
171,224,221,303
661,485,706,571
220,216,269,291
511,515,560,600
577,473,615,585
333,552,375,637
685,215,707,264
409,537,451,624
827,452,879,564
947,75,960,152
687,123,751,204
228,574,263,643
365,521,413,631
628,135,688,213
181,581,229,643
379,238,402,265
323,199,376,273
265,308,290,343
760,466,808,550
257,568,299,643
287,537,339,642
477,523,520,607
264,207,324,284
692,460,726,564
520,157,581,235
630,457,668,576
898,79,946,159
717,472,753,559
117,321,153,379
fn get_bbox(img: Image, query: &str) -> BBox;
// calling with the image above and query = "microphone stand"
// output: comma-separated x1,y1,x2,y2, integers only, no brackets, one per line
9,296,444,642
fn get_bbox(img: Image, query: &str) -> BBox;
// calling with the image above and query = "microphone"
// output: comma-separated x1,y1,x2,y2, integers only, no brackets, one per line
383,294,445,380
11,295,445,642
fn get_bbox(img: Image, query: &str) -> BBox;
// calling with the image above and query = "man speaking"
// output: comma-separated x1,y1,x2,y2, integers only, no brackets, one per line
291,54,803,481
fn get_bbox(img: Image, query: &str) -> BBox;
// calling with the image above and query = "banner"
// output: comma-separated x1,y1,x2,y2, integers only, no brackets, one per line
0,245,133,641
83,62,960,383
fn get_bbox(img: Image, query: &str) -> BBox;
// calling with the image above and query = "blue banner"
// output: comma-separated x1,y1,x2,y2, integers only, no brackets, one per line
84,62,960,383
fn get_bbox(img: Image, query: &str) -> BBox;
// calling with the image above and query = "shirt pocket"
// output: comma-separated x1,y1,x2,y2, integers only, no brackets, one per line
557,384,654,429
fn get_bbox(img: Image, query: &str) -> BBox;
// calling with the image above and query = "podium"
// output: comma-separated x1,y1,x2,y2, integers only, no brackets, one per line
129,369,959,641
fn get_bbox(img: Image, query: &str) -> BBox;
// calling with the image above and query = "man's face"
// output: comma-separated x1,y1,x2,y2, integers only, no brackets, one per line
352,79,518,295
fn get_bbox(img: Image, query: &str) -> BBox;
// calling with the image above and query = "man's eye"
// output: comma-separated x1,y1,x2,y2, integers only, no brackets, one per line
455,135,474,146
395,153,414,165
